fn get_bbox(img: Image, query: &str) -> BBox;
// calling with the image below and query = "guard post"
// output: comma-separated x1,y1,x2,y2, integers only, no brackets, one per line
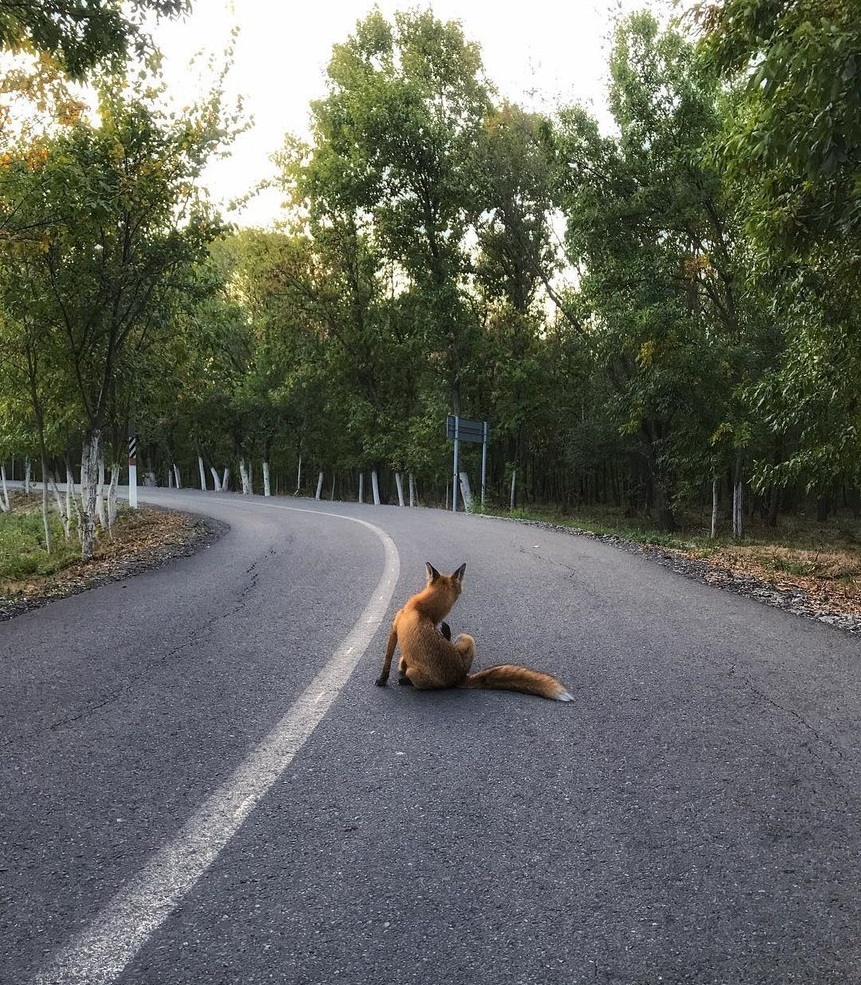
128,432,138,510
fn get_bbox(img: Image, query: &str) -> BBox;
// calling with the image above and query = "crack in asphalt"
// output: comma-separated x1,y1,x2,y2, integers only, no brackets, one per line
1,552,275,750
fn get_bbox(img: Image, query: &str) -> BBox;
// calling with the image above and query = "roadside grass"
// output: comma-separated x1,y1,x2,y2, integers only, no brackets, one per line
0,497,80,584
0,492,199,608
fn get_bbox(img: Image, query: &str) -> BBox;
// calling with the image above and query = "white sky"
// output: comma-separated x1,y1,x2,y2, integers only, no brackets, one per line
153,0,676,227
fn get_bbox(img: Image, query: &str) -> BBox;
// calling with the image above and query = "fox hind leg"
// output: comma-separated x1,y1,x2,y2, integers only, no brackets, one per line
397,654,413,685
454,633,476,676
400,665,436,690
375,623,399,686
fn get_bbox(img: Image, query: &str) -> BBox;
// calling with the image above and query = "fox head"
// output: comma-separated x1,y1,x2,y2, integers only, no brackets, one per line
425,562,465,598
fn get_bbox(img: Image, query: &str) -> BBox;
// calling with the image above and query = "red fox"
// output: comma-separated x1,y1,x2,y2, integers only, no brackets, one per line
375,562,573,701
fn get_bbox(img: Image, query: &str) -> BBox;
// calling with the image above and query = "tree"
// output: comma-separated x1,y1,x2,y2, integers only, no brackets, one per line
0,80,225,557
696,0,861,502
554,12,750,530
471,102,560,501
695,0,861,253
305,8,492,417
0,0,190,78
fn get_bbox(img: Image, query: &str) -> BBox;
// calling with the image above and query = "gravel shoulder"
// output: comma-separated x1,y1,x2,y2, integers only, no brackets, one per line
485,515,861,635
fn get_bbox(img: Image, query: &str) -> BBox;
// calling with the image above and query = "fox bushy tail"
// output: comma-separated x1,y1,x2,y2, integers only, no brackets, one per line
462,664,573,702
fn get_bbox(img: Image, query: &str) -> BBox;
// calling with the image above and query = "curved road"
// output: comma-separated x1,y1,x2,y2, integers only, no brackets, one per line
2,489,860,985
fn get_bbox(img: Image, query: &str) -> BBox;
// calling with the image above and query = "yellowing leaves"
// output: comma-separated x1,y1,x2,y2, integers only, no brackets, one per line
638,338,656,366
56,99,85,126
0,144,49,170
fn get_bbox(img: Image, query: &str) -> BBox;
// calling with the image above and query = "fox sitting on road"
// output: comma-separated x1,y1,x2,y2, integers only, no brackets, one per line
375,562,573,701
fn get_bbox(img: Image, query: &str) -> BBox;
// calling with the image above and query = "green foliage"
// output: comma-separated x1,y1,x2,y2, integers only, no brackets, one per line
696,0,861,494
697,0,861,249
4,2,859,528
552,11,752,528
297,8,492,413
0,0,190,78
0,77,226,438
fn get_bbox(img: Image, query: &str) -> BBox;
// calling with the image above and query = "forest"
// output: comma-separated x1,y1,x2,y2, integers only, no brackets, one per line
1,0,859,562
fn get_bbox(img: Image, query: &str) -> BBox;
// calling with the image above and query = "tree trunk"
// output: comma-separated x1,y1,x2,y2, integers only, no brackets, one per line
711,476,719,539
198,455,208,491
0,465,9,511
509,468,517,511
371,468,381,506
95,455,107,531
107,462,120,531
81,429,102,561
23,456,31,495
48,471,71,540
767,485,780,527
358,472,364,504
409,473,417,508
295,454,302,495
66,463,77,540
209,466,222,492
239,457,251,495
262,460,271,497
394,472,405,507
653,481,676,533
172,463,182,489
315,470,324,501
40,460,53,553
732,478,744,540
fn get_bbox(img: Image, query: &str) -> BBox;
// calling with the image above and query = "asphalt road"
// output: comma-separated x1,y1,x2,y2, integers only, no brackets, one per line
2,489,861,985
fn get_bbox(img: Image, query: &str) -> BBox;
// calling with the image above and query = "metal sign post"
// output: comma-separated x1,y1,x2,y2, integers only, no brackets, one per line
452,416,460,512
445,415,491,512
481,420,488,509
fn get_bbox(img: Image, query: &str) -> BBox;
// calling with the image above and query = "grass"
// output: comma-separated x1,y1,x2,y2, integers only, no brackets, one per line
0,499,80,581
1,492,207,616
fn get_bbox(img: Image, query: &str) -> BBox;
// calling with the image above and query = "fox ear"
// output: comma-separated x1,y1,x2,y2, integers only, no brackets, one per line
453,563,466,582
426,562,440,582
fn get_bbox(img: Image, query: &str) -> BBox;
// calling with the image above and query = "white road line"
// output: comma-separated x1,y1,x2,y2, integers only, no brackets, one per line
33,506,400,985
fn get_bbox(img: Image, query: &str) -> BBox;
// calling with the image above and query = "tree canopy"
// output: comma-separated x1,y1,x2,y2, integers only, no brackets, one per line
0,0,190,77
3,3,860,539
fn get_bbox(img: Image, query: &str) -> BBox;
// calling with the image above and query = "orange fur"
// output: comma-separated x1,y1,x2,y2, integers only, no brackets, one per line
375,563,572,702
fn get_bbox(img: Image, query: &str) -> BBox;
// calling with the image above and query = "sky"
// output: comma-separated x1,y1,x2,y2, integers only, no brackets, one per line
152,0,676,227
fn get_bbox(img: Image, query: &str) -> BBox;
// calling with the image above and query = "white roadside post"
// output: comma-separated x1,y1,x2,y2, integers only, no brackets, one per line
128,433,138,510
